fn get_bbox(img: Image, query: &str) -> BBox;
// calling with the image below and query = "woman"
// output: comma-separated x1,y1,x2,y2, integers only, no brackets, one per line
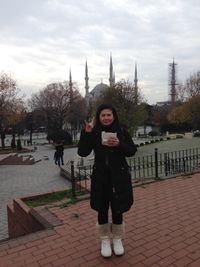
78,104,137,258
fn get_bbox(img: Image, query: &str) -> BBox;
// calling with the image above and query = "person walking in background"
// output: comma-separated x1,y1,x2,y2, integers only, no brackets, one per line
54,141,64,166
77,103,137,258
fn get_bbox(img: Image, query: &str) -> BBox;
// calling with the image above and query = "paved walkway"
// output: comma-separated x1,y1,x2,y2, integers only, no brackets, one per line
0,145,78,240
0,172,200,267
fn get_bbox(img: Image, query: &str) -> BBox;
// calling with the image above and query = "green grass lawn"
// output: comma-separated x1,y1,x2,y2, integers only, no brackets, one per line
25,190,70,208
136,137,200,157
24,189,84,208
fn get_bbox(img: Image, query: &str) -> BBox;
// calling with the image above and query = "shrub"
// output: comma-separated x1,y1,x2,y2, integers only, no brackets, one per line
194,132,200,137
148,131,159,136
47,129,73,145
176,134,183,139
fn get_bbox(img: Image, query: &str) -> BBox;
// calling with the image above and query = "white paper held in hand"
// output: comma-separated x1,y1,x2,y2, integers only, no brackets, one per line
101,131,117,144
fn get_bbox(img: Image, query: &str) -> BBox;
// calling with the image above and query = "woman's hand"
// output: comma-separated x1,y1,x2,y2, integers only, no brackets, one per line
105,136,120,147
85,118,95,133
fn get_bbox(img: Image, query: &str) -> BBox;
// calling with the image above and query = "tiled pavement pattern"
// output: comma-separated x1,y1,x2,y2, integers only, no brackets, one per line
0,173,200,267
0,145,77,240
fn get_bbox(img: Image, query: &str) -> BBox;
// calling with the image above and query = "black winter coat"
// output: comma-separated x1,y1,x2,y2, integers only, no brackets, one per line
77,127,137,214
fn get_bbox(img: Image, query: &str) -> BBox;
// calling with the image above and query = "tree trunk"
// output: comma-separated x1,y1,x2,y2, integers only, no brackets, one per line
1,131,6,149
11,131,16,149
29,128,33,145
1,137,5,149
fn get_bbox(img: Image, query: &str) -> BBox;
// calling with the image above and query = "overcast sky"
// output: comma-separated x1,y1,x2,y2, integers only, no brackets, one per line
0,0,200,104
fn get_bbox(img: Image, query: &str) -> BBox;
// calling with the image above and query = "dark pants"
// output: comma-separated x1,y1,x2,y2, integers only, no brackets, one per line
98,210,123,225
98,177,123,225
55,153,64,166
57,155,64,166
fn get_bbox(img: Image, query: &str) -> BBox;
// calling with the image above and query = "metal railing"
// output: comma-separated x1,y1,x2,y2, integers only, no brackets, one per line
63,147,200,197
127,148,200,182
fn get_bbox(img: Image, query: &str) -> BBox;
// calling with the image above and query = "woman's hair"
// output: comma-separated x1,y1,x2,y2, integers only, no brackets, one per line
94,103,120,131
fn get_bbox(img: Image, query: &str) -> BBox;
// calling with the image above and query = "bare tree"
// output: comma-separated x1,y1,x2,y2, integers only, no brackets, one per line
176,83,187,103
0,72,24,148
185,71,200,97
29,82,71,131
67,91,87,138
28,81,86,134
178,71,200,101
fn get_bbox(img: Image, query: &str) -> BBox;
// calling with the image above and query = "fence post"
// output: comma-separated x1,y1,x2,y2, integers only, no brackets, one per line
70,160,76,198
155,148,159,180
164,153,167,176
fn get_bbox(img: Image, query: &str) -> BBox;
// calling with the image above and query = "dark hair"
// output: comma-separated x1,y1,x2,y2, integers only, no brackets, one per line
94,103,120,132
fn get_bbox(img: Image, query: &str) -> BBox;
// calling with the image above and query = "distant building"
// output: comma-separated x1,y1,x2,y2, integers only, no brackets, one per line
84,55,138,109
156,101,172,107
85,54,116,106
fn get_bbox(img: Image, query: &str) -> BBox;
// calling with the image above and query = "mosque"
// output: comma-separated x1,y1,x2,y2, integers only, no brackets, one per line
68,56,178,110
69,55,139,108
85,55,138,107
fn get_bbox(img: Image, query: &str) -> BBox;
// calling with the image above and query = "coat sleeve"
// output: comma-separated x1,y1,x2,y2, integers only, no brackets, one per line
77,130,94,157
117,129,137,157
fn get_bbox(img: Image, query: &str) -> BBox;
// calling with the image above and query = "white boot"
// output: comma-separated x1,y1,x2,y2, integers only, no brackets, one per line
101,238,112,258
112,224,125,256
96,223,112,258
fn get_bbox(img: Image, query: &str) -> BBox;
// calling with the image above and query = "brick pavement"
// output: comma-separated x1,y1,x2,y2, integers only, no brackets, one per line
0,173,200,267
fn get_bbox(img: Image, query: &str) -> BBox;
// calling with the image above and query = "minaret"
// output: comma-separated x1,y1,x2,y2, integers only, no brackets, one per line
85,60,90,108
168,58,177,104
69,69,73,102
85,60,89,96
134,63,138,105
109,54,115,87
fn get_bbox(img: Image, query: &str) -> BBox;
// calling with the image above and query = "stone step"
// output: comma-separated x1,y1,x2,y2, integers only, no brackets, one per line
0,154,35,165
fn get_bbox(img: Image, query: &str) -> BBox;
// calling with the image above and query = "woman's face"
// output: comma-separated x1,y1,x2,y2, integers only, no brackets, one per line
99,109,114,126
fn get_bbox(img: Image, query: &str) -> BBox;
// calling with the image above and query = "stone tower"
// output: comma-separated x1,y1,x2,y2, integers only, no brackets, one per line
85,60,90,108
109,54,115,87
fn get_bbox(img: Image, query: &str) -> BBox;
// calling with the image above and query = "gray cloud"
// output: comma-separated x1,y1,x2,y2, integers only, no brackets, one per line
0,0,200,103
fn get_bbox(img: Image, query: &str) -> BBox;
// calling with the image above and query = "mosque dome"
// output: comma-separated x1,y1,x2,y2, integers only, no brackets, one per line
89,82,109,99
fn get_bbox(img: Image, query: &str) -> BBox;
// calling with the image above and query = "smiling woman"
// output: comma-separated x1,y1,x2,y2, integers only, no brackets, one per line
78,103,137,257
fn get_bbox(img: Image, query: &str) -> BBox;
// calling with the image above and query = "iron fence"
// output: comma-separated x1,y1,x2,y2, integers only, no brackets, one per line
61,147,200,197
127,148,200,182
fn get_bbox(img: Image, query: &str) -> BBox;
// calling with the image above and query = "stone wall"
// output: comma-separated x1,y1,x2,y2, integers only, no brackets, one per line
7,198,45,238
